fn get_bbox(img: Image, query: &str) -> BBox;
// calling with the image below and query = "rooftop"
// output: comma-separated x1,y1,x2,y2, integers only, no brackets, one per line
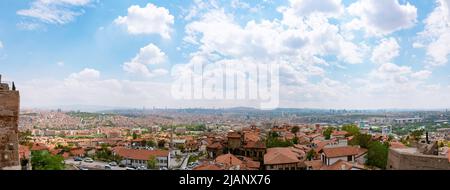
322,146,364,158
264,147,301,165
113,147,169,160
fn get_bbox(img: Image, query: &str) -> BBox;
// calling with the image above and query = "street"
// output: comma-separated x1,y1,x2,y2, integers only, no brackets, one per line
65,159,126,170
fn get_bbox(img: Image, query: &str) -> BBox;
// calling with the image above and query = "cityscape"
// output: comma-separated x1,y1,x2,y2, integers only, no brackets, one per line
1,0,450,171
1,78,449,170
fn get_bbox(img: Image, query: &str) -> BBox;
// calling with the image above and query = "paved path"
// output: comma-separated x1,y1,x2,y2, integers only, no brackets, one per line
65,159,126,170
180,154,190,170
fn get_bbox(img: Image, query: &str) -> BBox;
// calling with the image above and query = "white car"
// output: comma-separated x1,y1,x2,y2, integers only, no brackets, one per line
84,158,94,163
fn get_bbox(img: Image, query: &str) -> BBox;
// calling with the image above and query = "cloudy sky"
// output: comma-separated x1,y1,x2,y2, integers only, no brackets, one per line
0,0,450,110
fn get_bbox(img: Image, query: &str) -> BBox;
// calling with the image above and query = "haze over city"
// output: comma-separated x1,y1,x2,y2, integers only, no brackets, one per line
1,0,450,110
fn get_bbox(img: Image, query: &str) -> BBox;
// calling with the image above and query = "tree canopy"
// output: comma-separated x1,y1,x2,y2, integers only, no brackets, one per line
31,151,65,170
349,133,372,148
147,155,157,169
366,141,389,169
291,126,300,134
342,124,360,136
323,127,334,140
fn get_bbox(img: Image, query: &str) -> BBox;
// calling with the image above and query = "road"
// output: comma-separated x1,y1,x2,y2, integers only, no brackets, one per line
180,154,190,170
65,159,126,170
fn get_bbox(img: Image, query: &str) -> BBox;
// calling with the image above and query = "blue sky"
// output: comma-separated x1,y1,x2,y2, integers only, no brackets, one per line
0,0,450,109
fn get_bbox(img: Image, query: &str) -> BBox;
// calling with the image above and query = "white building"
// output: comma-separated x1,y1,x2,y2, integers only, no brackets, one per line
113,147,170,169
321,146,367,166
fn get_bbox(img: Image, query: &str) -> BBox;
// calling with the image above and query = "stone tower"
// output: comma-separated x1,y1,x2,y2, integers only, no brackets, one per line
0,75,20,170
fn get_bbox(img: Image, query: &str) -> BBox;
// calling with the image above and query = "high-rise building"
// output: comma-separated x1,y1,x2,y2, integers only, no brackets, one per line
0,75,20,170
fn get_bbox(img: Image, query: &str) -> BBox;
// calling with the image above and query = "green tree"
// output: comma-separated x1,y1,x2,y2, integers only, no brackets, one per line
177,144,186,152
266,137,293,148
269,131,279,138
158,140,166,148
18,130,32,146
349,133,372,149
388,134,394,141
147,155,157,170
146,140,156,147
132,132,138,140
291,126,300,134
342,124,360,137
31,151,65,170
306,149,317,161
292,137,299,145
410,129,424,140
366,141,389,169
323,127,334,140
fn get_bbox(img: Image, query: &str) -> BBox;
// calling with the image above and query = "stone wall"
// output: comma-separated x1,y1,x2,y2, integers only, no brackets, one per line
387,148,450,170
0,90,20,169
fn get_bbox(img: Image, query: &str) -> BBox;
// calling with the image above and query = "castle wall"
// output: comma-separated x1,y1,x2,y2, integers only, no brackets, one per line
387,148,450,170
0,90,20,169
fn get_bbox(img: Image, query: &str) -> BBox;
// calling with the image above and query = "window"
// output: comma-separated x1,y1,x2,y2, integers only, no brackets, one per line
347,156,352,162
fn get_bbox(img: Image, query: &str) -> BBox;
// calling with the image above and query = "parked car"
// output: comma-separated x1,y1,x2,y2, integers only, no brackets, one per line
137,166,147,170
84,158,94,163
108,162,118,166
74,157,83,161
104,165,112,170
79,167,88,171
126,167,136,170
119,164,126,168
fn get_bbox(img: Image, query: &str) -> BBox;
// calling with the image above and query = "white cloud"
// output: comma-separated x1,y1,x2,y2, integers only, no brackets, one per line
231,0,250,9
416,0,450,66
287,0,343,17
20,69,173,108
185,9,364,65
57,61,64,67
68,68,100,81
17,0,92,25
0,41,3,49
371,37,400,64
411,70,432,80
114,3,174,39
123,43,168,78
347,0,417,36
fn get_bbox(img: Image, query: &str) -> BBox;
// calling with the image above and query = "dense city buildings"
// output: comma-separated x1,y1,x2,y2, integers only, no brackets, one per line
0,74,449,171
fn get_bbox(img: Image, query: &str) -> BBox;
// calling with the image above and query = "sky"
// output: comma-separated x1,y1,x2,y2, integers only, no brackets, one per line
0,0,450,110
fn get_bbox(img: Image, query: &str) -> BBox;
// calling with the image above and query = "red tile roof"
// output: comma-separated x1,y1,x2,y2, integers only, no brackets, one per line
244,132,260,142
19,145,31,160
215,153,243,166
390,141,407,149
69,148,85,156
264,147,300,165
193,164,224,170
207,142,223,149
113,147,169,160
242,157,260,169
332,130,348,136
322,146,361,158
31,143,48,151
243,141,266,149
227,132,241,139
320,159,366,170
304,160,323,170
